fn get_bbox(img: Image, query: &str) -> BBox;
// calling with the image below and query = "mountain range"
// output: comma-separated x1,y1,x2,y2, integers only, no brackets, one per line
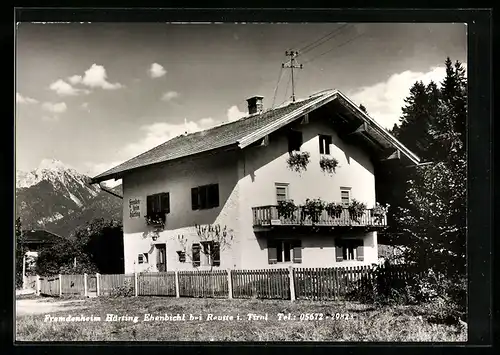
16,159,123,237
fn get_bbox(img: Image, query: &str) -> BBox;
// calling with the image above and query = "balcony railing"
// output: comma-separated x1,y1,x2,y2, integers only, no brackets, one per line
252,205,387,228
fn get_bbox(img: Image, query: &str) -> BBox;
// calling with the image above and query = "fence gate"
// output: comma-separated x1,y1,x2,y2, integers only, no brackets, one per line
87,275,97,295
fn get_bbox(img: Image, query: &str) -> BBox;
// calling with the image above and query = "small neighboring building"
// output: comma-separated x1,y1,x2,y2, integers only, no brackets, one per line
91,89,420,273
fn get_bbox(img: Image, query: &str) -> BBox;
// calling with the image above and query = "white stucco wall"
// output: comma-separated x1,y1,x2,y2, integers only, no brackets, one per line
237,115,379,269
121,150,241,273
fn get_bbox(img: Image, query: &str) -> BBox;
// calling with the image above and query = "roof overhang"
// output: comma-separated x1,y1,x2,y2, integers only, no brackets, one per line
238,90,420,166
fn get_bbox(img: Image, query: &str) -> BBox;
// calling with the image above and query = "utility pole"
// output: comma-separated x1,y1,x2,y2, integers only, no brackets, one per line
282,51,303,102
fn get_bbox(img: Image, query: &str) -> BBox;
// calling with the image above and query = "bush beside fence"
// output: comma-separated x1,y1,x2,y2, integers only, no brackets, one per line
34,263,419,302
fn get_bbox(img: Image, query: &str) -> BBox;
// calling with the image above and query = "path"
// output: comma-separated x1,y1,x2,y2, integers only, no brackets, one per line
16,298,88,317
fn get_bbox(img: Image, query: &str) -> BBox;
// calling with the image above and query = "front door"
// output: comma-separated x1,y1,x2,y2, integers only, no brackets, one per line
156,244,167,272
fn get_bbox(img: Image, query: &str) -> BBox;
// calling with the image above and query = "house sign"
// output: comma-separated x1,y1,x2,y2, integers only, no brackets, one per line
129,198,141,218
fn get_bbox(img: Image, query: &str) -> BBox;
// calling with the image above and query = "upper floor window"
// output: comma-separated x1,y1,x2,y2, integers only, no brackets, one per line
340,187,351,207
268,239,302,264
319,134,332,155
287,130,303,153
191,184,219,210
147,192,170,216
275,183,289,203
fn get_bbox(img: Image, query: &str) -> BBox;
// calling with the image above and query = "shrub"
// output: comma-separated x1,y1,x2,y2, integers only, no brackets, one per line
319,156,339,174
348,199,367,221
277,200,297,219
145,212,166,227
301,198,325,223
325,202,344,218
286,151,310,173
109,280,134,297
372,202,390,223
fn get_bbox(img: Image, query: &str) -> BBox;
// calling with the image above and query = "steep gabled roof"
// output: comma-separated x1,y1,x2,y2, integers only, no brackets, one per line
91,89,420,183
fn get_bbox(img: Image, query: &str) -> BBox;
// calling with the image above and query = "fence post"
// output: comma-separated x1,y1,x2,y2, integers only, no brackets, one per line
96,273,100,297
134,272,138,297
227,268,233,299
36,275,40,296
84,273,88,297
174,271,180,298
289,265,296,302
59,274,62,297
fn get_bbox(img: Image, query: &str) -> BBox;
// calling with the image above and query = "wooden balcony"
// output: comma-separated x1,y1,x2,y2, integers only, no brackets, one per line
252,205,387,230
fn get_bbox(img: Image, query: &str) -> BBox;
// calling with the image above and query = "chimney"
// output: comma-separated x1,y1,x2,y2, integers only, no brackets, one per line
246,95,264,115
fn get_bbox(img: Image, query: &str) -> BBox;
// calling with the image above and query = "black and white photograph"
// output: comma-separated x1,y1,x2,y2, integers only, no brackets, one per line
15,17,470,342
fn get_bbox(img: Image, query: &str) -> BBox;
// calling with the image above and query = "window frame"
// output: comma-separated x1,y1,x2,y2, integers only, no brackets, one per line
319,134,332,155
336,239,364,262
287,129,303,153
268,239,302,264
192,243,201,267
138,253,148,264
191,184,220,210
275,183,289,203
146,192,170,216
340,187,351,207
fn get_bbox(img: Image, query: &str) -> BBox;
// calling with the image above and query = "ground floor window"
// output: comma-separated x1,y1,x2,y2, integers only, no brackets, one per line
336,239,364,262
138,253,148,264
201,241,221,267
268,239,302,264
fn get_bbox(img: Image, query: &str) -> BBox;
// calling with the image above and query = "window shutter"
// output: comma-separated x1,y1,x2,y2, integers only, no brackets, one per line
192,244,201,267
199,186,208,209
319,136,325,154
147,195,154,216
191,188,199,210
335,244,344,262
356,242,364,261
292,241,302,263
267,240,278,264
212,242,220,267
208,184,219,208
161,193,170,214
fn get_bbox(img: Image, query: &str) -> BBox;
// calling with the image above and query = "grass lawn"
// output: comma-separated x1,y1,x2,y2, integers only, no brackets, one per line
16,296,467,342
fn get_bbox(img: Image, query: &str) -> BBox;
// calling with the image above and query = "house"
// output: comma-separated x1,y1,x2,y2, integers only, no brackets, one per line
91,89,420,273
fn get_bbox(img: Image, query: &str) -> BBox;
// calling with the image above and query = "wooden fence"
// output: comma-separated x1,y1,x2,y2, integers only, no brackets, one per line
33,263,418,301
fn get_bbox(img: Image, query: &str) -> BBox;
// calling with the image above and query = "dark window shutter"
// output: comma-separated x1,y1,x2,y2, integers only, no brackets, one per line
325,135,332,154
191,188,199,210
319,136,324,154
267,240,278,264
356,241,364,261
199,186,208,209
147,195,154,215
161,193,170,213
212,242,220,266
336,244,344,262
292,240,302,263
209,184,219,208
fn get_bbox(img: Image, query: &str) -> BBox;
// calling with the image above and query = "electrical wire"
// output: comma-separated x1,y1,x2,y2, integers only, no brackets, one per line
297,24,351,57
271,66,284,108
301,32,365,65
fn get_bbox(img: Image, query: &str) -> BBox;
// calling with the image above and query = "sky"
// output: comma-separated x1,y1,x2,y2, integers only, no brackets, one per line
15,22,467,183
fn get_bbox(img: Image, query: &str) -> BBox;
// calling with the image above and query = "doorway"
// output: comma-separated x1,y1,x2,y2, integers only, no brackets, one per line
156,244,167,272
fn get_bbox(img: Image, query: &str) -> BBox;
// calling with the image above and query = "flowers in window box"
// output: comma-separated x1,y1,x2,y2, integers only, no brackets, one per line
286,151,310,173
319,156,339,175
145,212,166,227
277,199,297,219
325,202,344,218
372,202,390,223
301,198,325,224
347,199,367,222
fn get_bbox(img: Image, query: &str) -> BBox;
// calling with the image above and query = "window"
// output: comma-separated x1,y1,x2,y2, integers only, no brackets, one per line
336,239,364,262
177,251,186,263
268,240,302,264
319,135,332,155
192,244,201,267
275,183,289,203
138,253,148,264
287,130,303,152
147,192,170,216
201,241,221,267
340,188,351,206
191,184,219,210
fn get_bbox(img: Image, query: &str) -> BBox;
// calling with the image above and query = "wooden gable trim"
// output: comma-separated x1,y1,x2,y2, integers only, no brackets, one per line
382,149,401,161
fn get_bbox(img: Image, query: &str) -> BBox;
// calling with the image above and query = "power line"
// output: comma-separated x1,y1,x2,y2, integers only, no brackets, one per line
281,71,292,106
297,24,351,57
301,32,365,65
271,66,284,108
282,51,303,102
